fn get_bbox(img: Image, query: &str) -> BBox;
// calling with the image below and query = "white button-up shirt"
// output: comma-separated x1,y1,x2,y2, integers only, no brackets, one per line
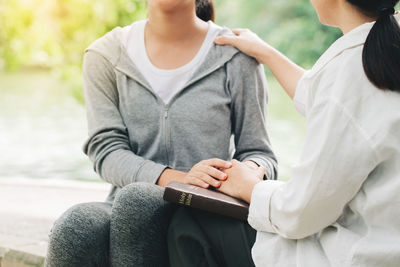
248,13,400,267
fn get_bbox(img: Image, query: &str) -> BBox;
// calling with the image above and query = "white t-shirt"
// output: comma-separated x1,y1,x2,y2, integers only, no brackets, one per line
122,20,220,104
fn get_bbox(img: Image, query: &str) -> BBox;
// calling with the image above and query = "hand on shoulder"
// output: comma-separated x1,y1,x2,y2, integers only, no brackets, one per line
214,28,272,65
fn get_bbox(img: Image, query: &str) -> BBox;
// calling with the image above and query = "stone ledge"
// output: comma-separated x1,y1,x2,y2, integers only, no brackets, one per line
0,246,45,267
0,177,109,267
0,234,47,260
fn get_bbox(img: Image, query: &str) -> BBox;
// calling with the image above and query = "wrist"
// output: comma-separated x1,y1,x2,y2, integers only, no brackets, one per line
256,43,274,65
242,179,261,203
157,168,186,187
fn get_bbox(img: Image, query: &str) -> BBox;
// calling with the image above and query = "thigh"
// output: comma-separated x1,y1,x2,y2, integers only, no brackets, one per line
110,182,177,267
168,207,256,267
45,202,112,267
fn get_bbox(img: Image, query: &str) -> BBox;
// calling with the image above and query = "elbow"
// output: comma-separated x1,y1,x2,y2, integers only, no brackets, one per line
91,150,122,186
90,147,123,181
92,155,106,180
272,210,321,240
275,222,312,240
84,149,109,183
83,140,107,177
84,139,125,183
274,219,313,239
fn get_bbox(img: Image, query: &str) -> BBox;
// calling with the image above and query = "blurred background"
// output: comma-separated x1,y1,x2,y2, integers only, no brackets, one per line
1,0,371,183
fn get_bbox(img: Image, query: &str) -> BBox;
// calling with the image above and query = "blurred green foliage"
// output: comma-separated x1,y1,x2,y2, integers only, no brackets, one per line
0,0,146,102
215,0,342,68
1,0,398,100
53,0,147,102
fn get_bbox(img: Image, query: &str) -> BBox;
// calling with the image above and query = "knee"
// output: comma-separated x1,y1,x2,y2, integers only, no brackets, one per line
113,182,164,213
112,182,177,229
48,202,111,249
46,203,111,267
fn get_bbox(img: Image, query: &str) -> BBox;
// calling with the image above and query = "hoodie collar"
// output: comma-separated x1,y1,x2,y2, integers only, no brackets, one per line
86,25,240,93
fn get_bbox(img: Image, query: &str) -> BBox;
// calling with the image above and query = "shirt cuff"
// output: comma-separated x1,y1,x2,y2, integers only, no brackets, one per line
293,71,309,117
247,180,285,233
136,160,168,185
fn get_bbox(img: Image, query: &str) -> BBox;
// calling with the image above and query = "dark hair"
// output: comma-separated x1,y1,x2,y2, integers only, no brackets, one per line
347,0,400,92
196,0,215,22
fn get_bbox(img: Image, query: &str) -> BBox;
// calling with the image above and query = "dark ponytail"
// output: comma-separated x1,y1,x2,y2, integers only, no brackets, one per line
347,0,400,92
196,0,215,22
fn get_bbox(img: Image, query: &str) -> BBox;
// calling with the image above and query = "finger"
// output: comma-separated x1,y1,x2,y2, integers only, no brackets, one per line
214,35,238,46
197,172,221,188
203,158,232,169
231,28,246,35
231,159,241,165
188,177,210,189
203,165,227,180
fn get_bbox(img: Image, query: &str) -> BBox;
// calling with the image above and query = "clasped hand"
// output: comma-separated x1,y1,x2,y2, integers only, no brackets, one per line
184,159,265,203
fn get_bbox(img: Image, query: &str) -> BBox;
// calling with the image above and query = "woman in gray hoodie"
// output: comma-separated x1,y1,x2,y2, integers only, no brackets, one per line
46,0,277,266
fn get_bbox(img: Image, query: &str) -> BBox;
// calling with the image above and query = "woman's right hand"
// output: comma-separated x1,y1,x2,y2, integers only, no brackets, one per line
215,28,305,100
183,158,232,188
214,28,272,65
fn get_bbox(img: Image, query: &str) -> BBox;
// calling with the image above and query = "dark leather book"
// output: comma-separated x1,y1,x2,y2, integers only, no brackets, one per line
163,181,249,221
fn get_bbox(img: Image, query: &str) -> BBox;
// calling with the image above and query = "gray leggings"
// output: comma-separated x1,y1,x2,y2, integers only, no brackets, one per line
45,182,176,267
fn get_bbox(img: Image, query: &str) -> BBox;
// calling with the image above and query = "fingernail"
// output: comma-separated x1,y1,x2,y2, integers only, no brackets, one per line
215,182,221,187
226,162,232,167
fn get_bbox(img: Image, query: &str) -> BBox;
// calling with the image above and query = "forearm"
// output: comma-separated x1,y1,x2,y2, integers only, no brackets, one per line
257,44,305,99
156,168,187,187
91,148,167,187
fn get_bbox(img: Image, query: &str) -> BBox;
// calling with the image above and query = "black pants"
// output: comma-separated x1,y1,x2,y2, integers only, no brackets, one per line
168,207,256,267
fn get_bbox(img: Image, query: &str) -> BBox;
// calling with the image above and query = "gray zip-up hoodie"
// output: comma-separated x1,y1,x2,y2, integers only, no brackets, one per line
82,25,277,201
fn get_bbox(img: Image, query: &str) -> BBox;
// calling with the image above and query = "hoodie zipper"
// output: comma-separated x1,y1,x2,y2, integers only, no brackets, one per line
160,64,225,164
159,64,224,163
163,107,170,164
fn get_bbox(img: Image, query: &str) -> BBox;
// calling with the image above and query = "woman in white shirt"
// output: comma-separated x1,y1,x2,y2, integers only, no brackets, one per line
168,0,400,266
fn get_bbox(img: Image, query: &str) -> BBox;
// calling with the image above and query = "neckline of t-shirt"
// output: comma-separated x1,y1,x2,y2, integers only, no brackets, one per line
139,20,218,76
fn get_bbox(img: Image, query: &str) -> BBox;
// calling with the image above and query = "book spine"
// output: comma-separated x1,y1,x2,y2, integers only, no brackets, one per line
163,187,248,221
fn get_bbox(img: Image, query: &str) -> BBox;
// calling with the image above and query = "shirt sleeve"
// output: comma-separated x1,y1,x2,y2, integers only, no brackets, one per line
293,71,310,117
82,51,167,188
227,53,278,180
248,98,379,239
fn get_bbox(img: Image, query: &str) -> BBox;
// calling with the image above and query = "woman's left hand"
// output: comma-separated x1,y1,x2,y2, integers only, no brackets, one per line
218,160,265,203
